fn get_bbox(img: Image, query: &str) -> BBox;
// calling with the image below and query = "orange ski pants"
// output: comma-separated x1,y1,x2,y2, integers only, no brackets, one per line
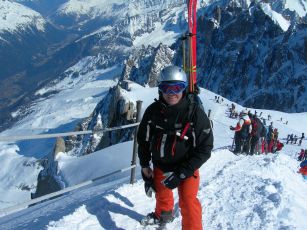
153,167,202,230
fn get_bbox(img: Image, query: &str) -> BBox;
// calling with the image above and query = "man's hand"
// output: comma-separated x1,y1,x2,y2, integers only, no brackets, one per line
230,126,235,131
141,167,155,197
142,167,153,179
161,172,181,190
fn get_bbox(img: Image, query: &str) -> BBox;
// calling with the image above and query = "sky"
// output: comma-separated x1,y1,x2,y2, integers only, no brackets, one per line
0,83,306,230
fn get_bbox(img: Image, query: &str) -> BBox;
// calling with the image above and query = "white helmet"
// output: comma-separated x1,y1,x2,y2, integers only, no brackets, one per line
158,66,187,83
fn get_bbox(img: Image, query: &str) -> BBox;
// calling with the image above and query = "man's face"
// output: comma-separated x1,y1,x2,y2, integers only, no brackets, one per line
162,92,183,105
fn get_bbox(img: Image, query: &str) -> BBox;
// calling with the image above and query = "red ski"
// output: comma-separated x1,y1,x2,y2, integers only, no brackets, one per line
187,0,197,93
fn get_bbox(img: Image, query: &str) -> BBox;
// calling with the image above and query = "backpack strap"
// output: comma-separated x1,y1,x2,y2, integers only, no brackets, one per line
187,93,200,122
179,122,191,140
179,93,201,144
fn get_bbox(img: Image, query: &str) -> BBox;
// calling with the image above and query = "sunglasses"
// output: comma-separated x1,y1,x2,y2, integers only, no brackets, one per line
158,82,187,95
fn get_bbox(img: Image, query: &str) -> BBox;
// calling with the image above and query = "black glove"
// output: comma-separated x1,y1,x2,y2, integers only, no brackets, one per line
161,172,181,189
230,126,235,130
141,171,156,198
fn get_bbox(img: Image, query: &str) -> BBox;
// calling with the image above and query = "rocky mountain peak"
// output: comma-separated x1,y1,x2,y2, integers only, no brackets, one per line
121,44,175,87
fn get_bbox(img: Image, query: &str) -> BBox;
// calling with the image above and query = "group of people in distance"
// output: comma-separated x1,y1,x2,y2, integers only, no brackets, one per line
229,109,284,155
286,133,305,146
229,108,306,181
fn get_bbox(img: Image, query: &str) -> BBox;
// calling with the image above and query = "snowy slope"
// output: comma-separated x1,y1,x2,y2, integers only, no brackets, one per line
277,0,307,17
0,145,42,211
58,0,307,19
58,0,182,17
0,61,120,209
0,0,45,34
57,0,126,18
9,60,121,135
132,3,186,47
260,2,290,32
0,84,306,229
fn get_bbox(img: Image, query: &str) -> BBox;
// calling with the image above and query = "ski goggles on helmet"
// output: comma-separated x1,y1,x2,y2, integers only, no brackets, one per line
158,81,187,95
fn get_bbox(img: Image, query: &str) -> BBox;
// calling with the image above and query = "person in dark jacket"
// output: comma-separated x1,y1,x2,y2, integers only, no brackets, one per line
298,149,305,161
286,134,290,144
249,114,262,155
137,66,213,230
230,110,252,154
294,135,298,144
299,133,305,146
290,134,294,144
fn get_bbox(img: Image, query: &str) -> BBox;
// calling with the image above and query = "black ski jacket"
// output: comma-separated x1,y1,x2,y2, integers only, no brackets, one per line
137,96,213,178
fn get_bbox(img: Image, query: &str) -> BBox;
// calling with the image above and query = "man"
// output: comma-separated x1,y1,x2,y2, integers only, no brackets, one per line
268,128,279,153
249,114,262,155
299,133,304,146
298,149,305,161
137,66,213,230
266,122,274,152
230,110,252,154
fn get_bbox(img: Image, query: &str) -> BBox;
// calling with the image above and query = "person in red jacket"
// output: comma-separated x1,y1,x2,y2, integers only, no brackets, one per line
298,160,307,180
137,66,213,229
272,140,284,153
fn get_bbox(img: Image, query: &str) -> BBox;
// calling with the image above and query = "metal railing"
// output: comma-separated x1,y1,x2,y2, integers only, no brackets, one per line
0,165,137,218
0,123,140,142
0,100,143,218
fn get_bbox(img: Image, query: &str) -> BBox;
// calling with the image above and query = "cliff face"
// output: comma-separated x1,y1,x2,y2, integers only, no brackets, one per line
195,2,306,112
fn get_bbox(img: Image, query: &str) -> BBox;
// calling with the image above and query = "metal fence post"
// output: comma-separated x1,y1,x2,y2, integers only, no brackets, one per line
130,100,143,184
208,109,211,118
208,109,213,129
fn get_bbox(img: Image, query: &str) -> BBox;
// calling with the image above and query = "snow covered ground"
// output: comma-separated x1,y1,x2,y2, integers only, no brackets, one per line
0,84,306,229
